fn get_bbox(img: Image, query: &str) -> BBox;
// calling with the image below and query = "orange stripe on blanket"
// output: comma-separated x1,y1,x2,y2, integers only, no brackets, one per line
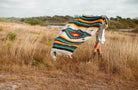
67,23,99,29
74,19,104,24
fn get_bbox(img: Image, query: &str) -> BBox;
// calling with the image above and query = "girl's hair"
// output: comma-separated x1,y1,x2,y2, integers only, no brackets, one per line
104,16,108,24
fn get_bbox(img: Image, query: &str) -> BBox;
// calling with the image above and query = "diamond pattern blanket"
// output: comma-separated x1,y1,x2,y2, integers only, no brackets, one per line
51,15,105,59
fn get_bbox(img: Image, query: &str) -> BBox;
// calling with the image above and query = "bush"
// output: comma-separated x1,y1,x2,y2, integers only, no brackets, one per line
7,32,17,41
132,27,138,33
6,41,12,47
44,62,53,67
0,26,3,31
32,60,41,67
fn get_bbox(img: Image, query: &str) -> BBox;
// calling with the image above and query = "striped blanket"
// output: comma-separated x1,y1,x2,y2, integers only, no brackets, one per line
51,15,106,59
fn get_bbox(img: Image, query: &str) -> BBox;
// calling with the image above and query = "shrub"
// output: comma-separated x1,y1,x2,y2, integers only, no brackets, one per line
7,32,17,41
6,41,12,47
44,62,53,67
0,26,3,31
32,60,41,67
132,27,138,33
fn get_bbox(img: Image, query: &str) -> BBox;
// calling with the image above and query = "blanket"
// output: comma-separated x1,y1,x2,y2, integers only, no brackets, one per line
51,15,106,59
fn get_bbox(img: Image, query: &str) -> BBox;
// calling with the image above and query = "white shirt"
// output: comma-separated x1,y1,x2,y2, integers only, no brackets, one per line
96,22,108,44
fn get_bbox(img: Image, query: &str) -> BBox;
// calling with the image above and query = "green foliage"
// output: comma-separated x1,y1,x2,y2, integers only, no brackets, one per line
108,16,137,30
44,62,53,67
0,26,3,31
32,60,41,67
0,18,10,22
7,32,17,41
6,41,12,47
32,57,53,67
132,27,138,33
0,16,138,31
24,18,44,25
20,15,73,26
133,18,138,24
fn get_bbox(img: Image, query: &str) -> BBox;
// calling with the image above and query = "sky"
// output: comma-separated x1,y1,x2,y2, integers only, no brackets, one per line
0,0,138,18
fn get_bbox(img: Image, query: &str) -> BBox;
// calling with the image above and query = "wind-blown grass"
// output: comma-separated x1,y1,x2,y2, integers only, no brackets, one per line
0,22,138,89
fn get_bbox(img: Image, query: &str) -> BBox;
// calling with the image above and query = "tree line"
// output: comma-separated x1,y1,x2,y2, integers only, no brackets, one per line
0,15,138,30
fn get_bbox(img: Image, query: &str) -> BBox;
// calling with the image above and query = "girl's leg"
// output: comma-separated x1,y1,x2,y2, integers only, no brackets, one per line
94,41,102,53
89,41,101,60
96,42,103,60
97,43,101,53
93,41,102,60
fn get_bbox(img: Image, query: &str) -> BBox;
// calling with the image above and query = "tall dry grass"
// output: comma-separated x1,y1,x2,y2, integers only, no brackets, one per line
0,22,138,81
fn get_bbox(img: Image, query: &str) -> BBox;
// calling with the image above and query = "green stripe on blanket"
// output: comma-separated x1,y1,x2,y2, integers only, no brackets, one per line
81,16,105,21
55,37,83,45
69,21,102,27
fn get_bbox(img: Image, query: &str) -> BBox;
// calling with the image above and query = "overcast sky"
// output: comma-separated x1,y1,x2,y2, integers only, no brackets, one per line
0,0,138,18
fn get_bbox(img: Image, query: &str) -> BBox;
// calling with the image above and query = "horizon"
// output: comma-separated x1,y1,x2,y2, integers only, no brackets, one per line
0,15,138,19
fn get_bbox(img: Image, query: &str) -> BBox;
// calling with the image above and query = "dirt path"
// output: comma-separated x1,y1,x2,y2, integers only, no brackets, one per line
0,71,138,90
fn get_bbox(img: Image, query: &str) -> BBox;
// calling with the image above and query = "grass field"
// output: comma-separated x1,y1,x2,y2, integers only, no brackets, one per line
0,22,138,89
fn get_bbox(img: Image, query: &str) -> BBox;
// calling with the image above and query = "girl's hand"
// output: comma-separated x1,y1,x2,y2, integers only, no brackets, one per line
102,15,108,24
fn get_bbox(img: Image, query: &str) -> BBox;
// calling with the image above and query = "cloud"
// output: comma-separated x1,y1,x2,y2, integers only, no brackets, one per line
125,0,138,4
0,0,138,18
0,0,36,9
